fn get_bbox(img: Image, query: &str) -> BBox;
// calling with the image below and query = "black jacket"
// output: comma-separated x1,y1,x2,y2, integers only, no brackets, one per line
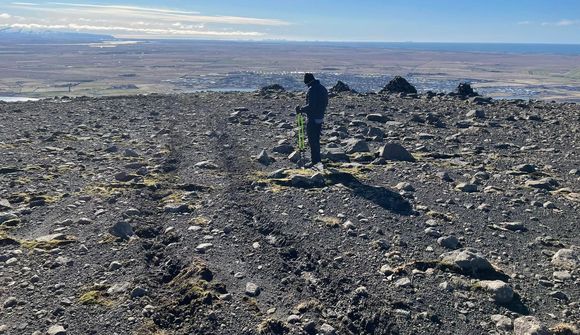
301,80,328,120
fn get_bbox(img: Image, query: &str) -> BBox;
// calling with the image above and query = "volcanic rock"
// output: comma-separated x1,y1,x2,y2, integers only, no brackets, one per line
441,249,493,273
380,76,417,94
551,247,579,270
513,316,549,335
456,82,479,97
478,280,514,304
377,143,415,162
344,138,370,154
330,80,354,93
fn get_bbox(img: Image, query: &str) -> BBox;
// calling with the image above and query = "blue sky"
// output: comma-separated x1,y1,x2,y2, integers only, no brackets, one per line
1,0,579,43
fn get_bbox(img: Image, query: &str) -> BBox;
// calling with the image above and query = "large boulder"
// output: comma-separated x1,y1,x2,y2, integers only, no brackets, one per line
380,76,417,94
324,148,350,162
478,280,514,304
344,138,370,154
330,81,354,94
377,143,415,162
441,248,493,273
456,82,479,97
513,316,549,335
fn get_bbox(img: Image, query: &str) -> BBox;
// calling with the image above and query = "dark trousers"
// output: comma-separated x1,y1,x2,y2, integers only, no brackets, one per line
306,121,322,164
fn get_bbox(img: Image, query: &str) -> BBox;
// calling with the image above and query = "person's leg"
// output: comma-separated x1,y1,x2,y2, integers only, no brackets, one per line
307,121,322,164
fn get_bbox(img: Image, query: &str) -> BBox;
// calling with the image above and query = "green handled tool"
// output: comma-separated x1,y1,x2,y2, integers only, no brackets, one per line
296,113,306,166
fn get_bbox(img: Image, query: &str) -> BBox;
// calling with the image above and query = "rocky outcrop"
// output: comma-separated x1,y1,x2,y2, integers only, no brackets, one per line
380,76,417,94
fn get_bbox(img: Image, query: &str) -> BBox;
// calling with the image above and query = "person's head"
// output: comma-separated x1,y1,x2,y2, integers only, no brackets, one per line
303,73,315,86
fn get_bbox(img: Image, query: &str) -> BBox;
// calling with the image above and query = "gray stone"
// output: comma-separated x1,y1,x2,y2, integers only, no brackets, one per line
109,221,134,240
288,151,302,163
47,325,66,335
455,183,478,192
466,109,485,118
424,227,442,238
287,315,301,323
344,138,370,154
195,160,219,169
320,323,336,335
109,261,122,271
256,150,273,166
438,235,460,250
324,148,350,162
196,243,213,253
268,169,286,179
513,164,537,173
501,222,526,231
379,265,394,275
123,149,139,157
54,256,73,267
437,171,453,182
490,314,513,331
551,247,579,270
366,127,384,140
5,257,17,266
272,144,294,155
478,280,514,304
107,282,131,295
131,287,147,298
0,213,18,224
378,143,415,162
548,290,569,301
395,277,412,287
553,271,572,281
76,217,92,225
3,297,17,308
395,182,415,192
164,204,191,213
0,198,11,210
441,249,494,273
245,282,260,296
513,316,549,335
525,178,558,191
366,113,390,123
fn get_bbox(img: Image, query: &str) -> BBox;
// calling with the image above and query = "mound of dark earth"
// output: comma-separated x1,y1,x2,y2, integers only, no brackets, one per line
0,90,579,335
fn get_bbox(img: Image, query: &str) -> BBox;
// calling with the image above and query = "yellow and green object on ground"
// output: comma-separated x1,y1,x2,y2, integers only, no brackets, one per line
296,113,306,151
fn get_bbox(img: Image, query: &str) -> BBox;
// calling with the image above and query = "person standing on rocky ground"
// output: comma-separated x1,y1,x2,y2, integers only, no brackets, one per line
296,73,328,168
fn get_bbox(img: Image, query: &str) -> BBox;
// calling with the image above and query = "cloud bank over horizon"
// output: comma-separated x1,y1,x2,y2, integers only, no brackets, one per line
0,2,290,39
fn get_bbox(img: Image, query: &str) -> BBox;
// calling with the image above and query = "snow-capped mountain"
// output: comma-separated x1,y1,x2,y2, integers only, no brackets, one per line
0,27,114,43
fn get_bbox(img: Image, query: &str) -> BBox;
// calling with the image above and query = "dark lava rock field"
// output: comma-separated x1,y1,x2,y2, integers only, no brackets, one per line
0,88,579,335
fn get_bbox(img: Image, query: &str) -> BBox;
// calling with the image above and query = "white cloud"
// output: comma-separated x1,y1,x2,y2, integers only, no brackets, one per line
8,23,264,37
9,2,290,26
556,19,578,26
1,2,289,39
541,19,579,26
0,13,12,19
47,2,201,16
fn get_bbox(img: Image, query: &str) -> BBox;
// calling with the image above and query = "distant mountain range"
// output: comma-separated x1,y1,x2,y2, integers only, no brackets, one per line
0,27,114,43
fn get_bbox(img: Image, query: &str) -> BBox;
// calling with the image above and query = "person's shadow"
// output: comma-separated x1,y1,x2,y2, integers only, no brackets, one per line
325,169,413,215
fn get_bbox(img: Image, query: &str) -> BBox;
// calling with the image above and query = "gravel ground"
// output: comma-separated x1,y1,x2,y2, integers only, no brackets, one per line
0,89,578,335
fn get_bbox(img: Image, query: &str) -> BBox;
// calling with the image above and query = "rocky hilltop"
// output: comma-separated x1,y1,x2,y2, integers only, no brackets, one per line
0,85,579,335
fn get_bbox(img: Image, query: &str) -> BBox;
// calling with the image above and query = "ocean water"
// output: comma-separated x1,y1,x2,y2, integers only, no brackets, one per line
286,41,580,56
